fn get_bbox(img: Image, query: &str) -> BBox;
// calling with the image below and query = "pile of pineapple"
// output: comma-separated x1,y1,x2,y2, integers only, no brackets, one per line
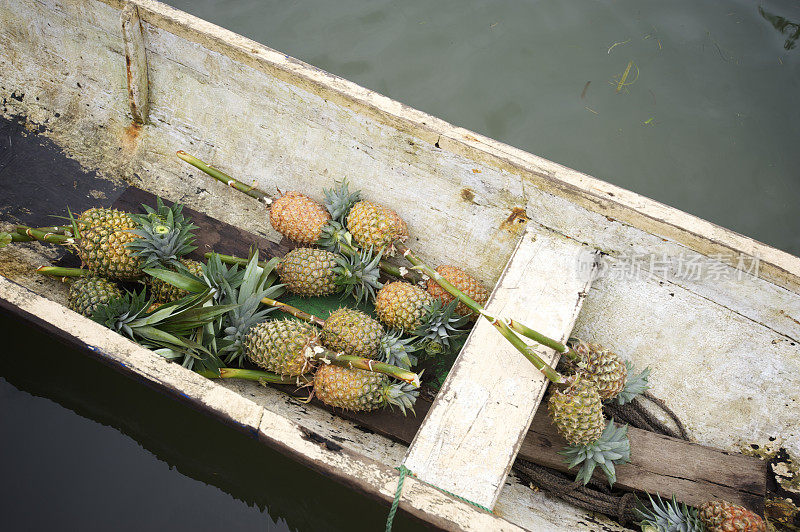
2,154,766,530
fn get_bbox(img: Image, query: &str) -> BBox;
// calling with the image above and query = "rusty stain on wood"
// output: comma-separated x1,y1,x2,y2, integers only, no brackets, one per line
121,4,149,124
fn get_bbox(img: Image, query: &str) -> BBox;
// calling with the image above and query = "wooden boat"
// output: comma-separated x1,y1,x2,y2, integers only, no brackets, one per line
1,1,798,530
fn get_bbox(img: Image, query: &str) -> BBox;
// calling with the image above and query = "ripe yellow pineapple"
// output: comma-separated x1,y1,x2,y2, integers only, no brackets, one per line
77,224,143,281
79,207,136,229
547,376,605,446
698,501,765,532
269,191,331,244
426,265,489,318
374,281,432,331
313,364,418,414
346,200,408,251
243,319,317,376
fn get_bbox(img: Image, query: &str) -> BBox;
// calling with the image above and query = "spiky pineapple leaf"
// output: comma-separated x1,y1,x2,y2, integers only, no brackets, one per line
323,178,362,222
145,267,207,293
617,362,651,405
412,299,470,356
635,493,705,532
558,419,630,487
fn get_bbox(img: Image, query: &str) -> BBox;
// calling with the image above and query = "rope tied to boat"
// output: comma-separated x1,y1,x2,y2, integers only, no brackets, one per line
385,465,493,531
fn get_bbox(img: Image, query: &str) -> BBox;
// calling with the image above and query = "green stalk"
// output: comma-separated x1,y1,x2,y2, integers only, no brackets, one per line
306,347,421,386
36,266,90,278
198,367,310,384
260,296,326,328
507,319,581,363
17,226,74,245
177,151,272,203
16,224,71,236
207,252,266,269
394,241,565,383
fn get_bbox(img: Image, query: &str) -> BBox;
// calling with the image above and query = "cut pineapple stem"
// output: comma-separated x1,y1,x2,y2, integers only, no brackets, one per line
506,319,581,363
198,367,311,384
36,266,91,279
395,241,566,384
337,239,423,283
260,296,326,328
305,345,421,386
16,225,74,245
15,224,71,236
177,151,273,204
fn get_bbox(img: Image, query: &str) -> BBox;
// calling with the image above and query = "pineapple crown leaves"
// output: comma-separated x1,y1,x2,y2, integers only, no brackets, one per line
558,419,631,487
412,299,471,356
91,288,236,352
332,247,383,304
128,199,198,269
202,253,246,301
317,220,354,253
616,361,651,405
635,493,705,532
221,253,286,365
378,329,418,370
382,380,419,416
323,178,362,222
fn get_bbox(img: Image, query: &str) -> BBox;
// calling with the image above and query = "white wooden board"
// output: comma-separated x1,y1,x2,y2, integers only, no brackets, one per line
403,227,598,509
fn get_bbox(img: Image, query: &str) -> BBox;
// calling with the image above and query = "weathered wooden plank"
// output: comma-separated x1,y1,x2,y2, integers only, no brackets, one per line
404,227,598,509
121,4,149,123
521,409,766,512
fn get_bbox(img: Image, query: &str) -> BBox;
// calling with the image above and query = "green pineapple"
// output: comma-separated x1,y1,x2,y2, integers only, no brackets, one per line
313,364,418,414
567,339,628,400
79,207,136,229
277,247,381,303
547,375,605,446
243,319,317,376
374,281,432,331
77,223,143,281
68,276,123,317
321,308,418,369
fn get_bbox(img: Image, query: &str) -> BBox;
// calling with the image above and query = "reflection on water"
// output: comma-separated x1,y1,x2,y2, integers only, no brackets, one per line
0,312,417,531
166,0,800,257
759,5,800,50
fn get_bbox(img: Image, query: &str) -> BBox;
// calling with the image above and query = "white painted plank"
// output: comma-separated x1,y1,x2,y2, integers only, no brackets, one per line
404,228,598,509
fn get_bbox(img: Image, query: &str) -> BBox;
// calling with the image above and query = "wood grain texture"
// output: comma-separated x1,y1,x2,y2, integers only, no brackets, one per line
121,4,149,123
404,228,598,509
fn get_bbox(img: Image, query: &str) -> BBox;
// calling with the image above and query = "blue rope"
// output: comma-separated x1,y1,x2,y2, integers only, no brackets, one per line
385,465,492,531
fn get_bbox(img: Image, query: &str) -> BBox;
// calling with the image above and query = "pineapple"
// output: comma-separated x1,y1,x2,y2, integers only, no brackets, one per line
698,500,765,532
77,224,143,281
269,191,331,244
68,276,123,317
426,265,489,318
346,200,408,251
567,339,628,400
277,247,339,297
374,281,432,331
547,375,605,446
277,247,382,303
150,258,203,303
79,207,136,229
313,364,418,414
322,308,384,359
243,319,317,376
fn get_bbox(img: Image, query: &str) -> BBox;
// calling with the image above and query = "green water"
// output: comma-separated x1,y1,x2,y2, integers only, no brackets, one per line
168,0,800,256
3,1,800,530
